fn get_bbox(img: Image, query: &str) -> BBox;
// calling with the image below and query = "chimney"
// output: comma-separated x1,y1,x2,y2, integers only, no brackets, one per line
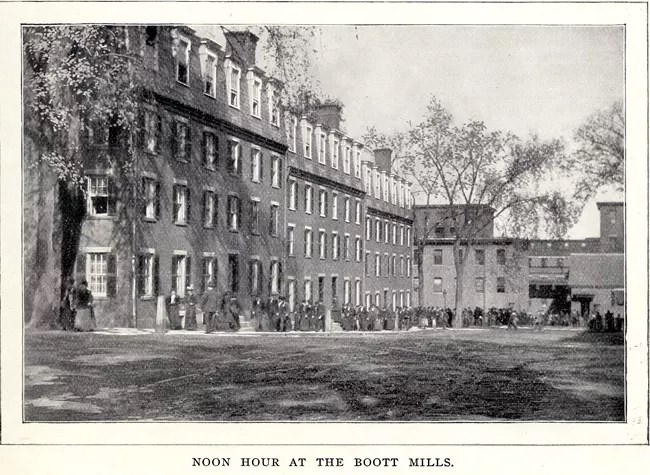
224,30,259,66
312,103,343,131
374,148,393,173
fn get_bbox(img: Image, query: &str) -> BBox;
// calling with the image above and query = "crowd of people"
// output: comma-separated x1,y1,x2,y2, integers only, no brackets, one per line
58,276,96,332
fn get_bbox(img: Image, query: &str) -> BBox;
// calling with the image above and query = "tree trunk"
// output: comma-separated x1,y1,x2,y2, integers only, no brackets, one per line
453,240,465,328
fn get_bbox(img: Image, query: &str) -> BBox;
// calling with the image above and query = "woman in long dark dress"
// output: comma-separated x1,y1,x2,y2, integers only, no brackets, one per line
74,280,95,331
184,286,197,330
166,290,183,330
60,276,77,331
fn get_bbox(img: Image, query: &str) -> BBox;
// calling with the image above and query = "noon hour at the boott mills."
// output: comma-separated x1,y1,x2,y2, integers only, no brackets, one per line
23,24,624,421
189,456,453,468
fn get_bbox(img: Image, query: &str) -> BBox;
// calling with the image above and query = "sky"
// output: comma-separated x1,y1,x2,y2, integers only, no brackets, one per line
197,25,625,239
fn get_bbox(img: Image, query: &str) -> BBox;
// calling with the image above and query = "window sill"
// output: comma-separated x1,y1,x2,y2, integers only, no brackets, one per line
252,179,261,184
143,217,158,223
204,93,216,100
139,296,156,301
176,80,190,88
288,207,296,212
229,228,240,233
87,215,116,221
175,222,188,227
250,114,262,120
229,103,241,111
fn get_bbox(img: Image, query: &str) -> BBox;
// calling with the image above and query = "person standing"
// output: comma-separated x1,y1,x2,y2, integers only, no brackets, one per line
184,285,198,330
74,280,95,331
60,276,77,331
200,282,220,334
165,289,183,330
507,309,519,331
228,296,241,331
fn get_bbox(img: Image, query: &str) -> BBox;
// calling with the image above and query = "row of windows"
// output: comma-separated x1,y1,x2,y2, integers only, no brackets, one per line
363,165,412,209
294,228,363,262
431,248,507,266
529,257,566,268
364,252,412,279
139,110,283,184
431,277,509,294
365,216,412,248
166,29,281,126
287,180,362,224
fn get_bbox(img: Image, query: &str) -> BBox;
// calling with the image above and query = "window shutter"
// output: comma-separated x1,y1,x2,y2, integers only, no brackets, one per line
107,176,117,216
201,258,208,293
278,262,283,295
248,261,254,294
186,188,191,223
170,122,178,159
185,126,192,161
259,152,264,182
155,114,162,153
107,254,117,297
250,150,255,179
212,195,219,228
201,132,207,167
155,181,161,220
237,198,242,230
268,262,273,295
214,136,219,167
76,253,87,280
136,255,145,296
325,194,329,217
185,256,192,290
171,258,177,292
279,158,283,186
202,191,207,226
137,110,145,147
140,178,147,217
153,255,160,296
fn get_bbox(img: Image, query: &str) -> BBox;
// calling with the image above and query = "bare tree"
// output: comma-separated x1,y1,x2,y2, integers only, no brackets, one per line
366,96,573,326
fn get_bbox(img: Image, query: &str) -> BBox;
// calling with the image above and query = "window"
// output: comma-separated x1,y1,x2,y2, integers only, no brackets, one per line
343,146,351,174
304,228,313,258
271,155,282,188
142,177,159,221
203,131,218,169
203,54,217,97
141,109,161,154
288,180,297,210
268,87,279,126
227,195,241,231
475,249,485,266
355,279,361,306
87,175,115,217
287,279,296,312
475,277,485,293
541,257,547,268
304,278,312,303
227,140,241,176
391,255,396,276
355,199,361,224
354,150,361,178
319,231,327,259
364,166,372,194
384,221,390,244
344,279,351,305
269,204,279,237
375,254,381,277
406,257,411,277
343,235,350,261
249,259,261,296
319,133,327,164
497,249,506,265
435,226,444,238
383,175,389,202
249,200,260,234
304,125,313,158
202,190,217,228
251,77,262,117
173,184,190,225
355,237,362,262
202,257,217,293
365,217,372,240
406,291,411,308
400,256,404,276
304,185,313,214
375,219,381,243
406,227,411,246
392,223,397,245
400,225,404,246
332,193,338,220
270,260,281,295
331,277,338,304
319,189,328,217
374,292,380,308
171,254,190,297
289,117,297,153
287,226,295,256
497,277,506,293
318,277,325,302
229,64,241,108
173,120,191,162
365,252,370,276
137,252,156,297
331,139,339,169
87,252,116,297
374,170,381,198
344,197,350,222
227,254,239,293
250,148,261,182
176,37,190,85
332,233,340,260
432,277,442,293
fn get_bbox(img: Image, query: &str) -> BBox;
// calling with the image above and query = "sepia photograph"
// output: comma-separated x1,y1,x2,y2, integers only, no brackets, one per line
21,21,626,424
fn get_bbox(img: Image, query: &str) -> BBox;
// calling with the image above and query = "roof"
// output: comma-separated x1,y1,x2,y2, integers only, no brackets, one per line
568,253,624,288
596,202,624,209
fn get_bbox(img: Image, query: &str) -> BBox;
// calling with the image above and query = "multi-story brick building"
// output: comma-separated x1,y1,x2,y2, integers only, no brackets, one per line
63,25,416,329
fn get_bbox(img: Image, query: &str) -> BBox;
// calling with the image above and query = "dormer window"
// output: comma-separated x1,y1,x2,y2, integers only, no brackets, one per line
251,76,262,118
175,36,190,85
331,138,339,169
319,133,327,164
229,63,241,109
343,145,351,174
203,53,217,97
304,125,313,159
268,87,279,126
